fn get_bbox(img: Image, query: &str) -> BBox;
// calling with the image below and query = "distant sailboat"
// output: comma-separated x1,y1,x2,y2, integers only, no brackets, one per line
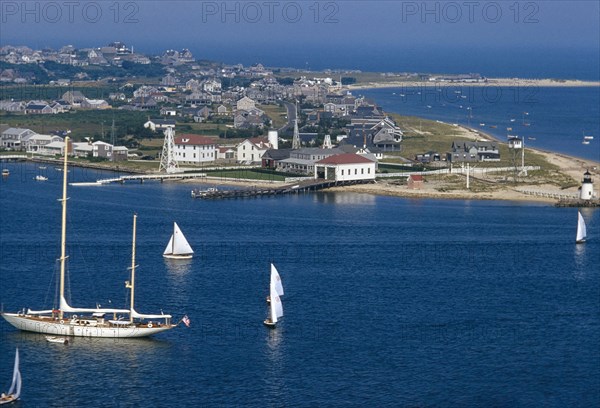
0,349,21,405
163,222,194,259
576,211,587,244
264,264,284,328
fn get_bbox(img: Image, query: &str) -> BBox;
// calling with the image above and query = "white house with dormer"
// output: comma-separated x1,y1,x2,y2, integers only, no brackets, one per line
174,134,217,165
236,137,272,164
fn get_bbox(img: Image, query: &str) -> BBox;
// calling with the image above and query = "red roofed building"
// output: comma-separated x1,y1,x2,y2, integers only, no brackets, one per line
174,134,217,164
407,174,424,189
314,153,376,182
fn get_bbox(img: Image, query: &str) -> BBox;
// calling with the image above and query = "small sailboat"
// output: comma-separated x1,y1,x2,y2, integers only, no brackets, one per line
264,282,283,329
576,211,587,244
163,222,194,259
0,349,21,405
266,263,284,303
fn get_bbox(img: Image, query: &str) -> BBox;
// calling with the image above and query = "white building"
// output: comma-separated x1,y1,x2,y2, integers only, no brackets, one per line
23,134,63,153
314,153,376,182
174,134,217,165
236,137,272,164
72,142,94,157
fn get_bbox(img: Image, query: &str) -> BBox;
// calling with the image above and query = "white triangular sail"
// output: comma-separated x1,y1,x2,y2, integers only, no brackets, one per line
269,284,284,324
576,211,587,243
164,222,193,255
7,348,21,400
163,236,174,255
270,263,284,297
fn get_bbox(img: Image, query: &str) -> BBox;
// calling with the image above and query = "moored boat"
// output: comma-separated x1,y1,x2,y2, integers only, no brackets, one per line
45,336,69,344
1,137,176,338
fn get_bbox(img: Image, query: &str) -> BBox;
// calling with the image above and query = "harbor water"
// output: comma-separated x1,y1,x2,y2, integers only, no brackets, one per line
1,163,599,406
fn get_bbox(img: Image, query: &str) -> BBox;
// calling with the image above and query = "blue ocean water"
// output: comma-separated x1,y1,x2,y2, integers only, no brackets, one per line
200,45,600,81
359,86,600,162
1,163,599,406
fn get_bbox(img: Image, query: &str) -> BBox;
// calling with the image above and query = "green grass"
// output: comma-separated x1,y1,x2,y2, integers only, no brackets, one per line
204,168,287,181
0,110,150,140
261,104,288,129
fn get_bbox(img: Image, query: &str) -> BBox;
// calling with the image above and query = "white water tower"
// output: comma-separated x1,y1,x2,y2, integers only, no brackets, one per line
268,130,279,150
580,170,594,200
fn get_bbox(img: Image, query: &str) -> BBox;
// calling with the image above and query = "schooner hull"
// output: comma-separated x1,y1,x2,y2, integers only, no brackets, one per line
1,313,173,338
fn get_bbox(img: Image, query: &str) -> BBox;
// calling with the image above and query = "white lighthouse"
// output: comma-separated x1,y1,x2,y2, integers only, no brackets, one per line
268,130,279,150
580,170,594,200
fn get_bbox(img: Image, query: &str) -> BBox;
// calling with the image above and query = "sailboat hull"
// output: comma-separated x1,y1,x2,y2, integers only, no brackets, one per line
1,313,174,338
263,319,276,328
163,253,193,260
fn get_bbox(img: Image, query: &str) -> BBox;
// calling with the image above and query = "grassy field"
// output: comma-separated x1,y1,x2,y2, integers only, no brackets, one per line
0,110,150,140
204,168,287,181
261,104,288,129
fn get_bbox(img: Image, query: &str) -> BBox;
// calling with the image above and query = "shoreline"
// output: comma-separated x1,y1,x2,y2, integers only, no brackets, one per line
346,78,600,91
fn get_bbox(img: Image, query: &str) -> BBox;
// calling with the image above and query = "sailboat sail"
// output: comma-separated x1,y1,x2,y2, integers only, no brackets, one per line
576,211,587,243
269,285,284,324
163,222,193,257
270,263,284,297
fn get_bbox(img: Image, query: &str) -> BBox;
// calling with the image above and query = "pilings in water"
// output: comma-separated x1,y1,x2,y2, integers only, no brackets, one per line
192,180,372,200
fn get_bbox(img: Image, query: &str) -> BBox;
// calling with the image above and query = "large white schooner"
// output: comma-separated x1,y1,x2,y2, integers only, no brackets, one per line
1,137,175,338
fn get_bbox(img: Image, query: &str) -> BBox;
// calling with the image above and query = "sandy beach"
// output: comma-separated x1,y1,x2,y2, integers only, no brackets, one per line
347,78,600,91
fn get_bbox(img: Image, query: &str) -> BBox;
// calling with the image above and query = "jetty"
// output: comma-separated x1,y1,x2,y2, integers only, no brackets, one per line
192,179,372,199
555,198,600,208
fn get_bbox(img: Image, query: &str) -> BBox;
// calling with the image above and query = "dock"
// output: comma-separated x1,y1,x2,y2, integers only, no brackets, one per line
191,179,372,199
555,198,600,208
70,172,207,186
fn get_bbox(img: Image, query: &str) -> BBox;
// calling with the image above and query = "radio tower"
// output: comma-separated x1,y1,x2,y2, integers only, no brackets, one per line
159,127,179,173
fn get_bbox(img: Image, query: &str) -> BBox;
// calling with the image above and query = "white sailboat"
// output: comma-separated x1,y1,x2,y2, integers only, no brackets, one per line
266,263,284,303
264,265,284,328
0,349,21,405
163,222,194,259
1,137,175,338
576,211,587,244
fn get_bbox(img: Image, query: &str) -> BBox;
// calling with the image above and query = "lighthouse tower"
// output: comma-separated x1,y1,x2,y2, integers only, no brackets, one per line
580,170,594,200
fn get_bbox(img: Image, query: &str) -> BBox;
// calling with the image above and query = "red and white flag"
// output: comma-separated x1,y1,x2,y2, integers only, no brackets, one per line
182,315,191,327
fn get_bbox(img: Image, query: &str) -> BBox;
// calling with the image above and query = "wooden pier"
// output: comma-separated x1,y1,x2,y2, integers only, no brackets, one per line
71,172,207,186
192,179,372,199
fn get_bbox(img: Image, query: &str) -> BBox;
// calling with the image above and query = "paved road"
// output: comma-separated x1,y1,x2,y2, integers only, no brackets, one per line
279,101,297,132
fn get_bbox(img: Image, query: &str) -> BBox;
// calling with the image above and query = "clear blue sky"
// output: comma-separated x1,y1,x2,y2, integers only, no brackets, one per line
1,1,599,75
